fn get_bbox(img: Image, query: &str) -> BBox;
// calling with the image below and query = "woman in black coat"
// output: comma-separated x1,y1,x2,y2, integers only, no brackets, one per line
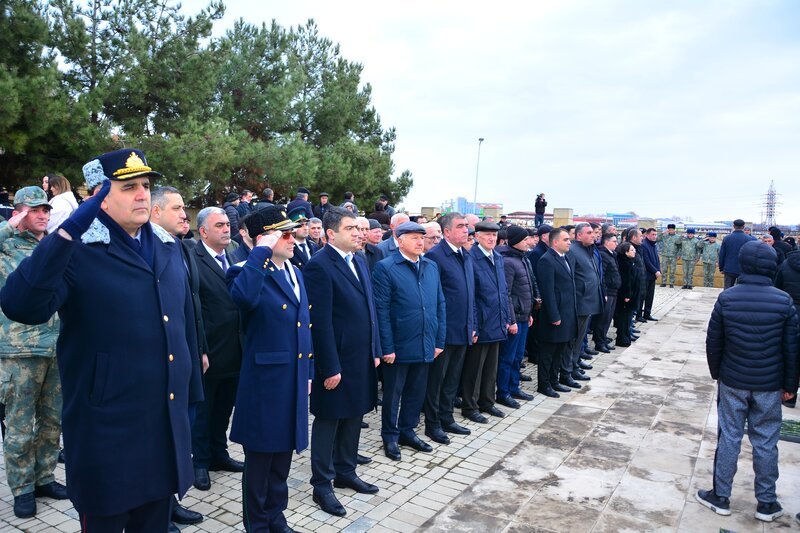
615,242,640,347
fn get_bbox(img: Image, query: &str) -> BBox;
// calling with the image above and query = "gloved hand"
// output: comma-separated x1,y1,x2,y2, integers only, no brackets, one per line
59,179,111,239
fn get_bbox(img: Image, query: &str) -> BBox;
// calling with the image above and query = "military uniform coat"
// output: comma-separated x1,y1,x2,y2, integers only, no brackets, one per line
227,246,313,453
0,220,203,516
304,245,379,420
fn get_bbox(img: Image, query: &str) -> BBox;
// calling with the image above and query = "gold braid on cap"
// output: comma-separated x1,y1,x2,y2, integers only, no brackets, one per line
113,152,152,177
262,219,296,232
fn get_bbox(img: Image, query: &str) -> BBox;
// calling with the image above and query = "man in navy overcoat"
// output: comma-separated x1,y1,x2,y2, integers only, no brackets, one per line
1,149,203,532
304,207,381,517
227,206,313,533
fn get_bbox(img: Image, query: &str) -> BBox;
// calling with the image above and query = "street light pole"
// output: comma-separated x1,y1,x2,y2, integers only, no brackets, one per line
472,137,484,215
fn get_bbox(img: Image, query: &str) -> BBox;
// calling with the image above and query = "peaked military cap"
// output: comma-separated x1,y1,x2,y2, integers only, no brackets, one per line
287,206,308,223
82,149,161,190
244,205,300,240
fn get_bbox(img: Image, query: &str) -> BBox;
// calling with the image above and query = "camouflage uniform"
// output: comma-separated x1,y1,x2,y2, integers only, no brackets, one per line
656,231,681,286
676,234,701,287
0,219,62,498
698,239,722,287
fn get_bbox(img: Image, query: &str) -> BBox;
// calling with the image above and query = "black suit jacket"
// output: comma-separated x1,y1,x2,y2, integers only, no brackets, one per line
290,239,318,271
180,240,208,359
361,242,385,274
194,243,242,378
303,245,380,420
535,248,579,343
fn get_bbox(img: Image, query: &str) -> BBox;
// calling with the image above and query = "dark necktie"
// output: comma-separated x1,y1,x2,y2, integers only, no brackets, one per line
299,242,307,259
215,253,228,273
284,267,294,288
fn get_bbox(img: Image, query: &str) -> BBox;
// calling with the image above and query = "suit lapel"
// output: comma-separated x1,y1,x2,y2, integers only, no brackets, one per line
274,264,300,303
195,244,226,280
327,247,363,293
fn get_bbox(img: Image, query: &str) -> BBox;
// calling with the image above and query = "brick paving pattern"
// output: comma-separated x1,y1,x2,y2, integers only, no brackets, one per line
2,287,798,532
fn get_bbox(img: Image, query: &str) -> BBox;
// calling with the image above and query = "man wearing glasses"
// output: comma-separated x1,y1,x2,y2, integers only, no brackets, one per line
423,222,443,253
227,206,313,533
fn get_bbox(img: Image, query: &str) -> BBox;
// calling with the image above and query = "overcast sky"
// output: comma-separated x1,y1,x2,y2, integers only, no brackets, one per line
184,0,800,224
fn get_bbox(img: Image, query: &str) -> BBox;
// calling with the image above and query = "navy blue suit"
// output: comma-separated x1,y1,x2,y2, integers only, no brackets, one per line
227,246,313,532
290,239,318,271
535,248,578,390
462,245,512,416
304,245,380,493
372,252,445,443
424,240,476,431
641,238,662,317
0,221,201,518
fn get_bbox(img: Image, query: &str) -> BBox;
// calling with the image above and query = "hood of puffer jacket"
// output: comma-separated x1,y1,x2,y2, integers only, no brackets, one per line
786,250,800,271
739,240,777,277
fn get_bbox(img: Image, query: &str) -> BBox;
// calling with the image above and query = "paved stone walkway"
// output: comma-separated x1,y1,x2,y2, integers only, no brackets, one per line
1,287,798,532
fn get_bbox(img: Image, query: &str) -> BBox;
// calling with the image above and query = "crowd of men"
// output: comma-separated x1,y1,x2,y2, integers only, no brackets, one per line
1,154,800,531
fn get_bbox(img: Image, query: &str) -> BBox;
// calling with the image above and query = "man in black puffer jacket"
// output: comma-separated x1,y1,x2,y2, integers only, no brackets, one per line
697,241,799,522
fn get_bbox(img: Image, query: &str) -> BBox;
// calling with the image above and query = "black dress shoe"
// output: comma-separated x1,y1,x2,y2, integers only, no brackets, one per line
631,328,641,333
194,467,211,491
313,491,347,516
572,372,591,381
210,456,244,473
607,344,616,350
631,335,639,342
636,317,647,323
398,434,433,452
551,382,571,393
537,386,560,398
520,374,533,382
645,315,659,321
168,522,180,533
442,422,471,435
480,405,506,418
584,348,599,356
605,336,613,343
361,421,369,428
559,376,581,389
424,428,451,445
511,390,534,401
615,341,631,347
14,493,36,518
34,481,68,500
464,411,488,423
578,360,593,370
383,442,401,461
660,283,666,287
334,476,380,494
172,503,203,525
58,449,65,464
580,353,594,360
356,453,372,465
669,284,674,288
595,344,610,354
496,395,520,409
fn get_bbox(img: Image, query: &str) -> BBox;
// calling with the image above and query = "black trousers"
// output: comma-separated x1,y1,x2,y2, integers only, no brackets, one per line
309,416,361,492
537,342,567,391
525,310,541,363
643,278,656,317
563,315,590,376
242,449,292,533
424,344,467,430
192,374,238,468
79,497,171,533
615,307,634,344
598,295,617,342
723,273,738,289
461,342,499,415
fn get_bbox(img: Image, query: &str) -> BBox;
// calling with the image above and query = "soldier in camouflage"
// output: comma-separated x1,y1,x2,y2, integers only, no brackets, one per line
0,187,67,518
676,227,702,289
656,224,681,287
697,232,722,287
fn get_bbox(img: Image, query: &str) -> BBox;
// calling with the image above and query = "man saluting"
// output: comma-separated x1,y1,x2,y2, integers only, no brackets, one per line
1,149,203,532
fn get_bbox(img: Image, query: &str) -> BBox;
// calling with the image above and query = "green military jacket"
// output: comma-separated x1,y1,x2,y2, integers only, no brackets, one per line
676,235,701,262
656,232,681,257
697,240,721,264
0,221,59,358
